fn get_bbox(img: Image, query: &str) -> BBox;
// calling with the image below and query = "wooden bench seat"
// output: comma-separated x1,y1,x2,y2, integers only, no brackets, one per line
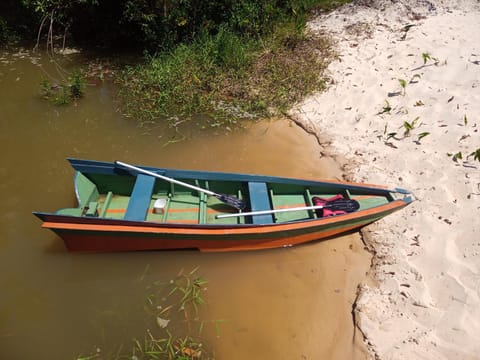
248,181,273,224
124,174,156,221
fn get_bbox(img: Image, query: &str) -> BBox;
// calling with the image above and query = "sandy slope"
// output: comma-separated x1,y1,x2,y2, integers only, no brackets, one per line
290,1,480,358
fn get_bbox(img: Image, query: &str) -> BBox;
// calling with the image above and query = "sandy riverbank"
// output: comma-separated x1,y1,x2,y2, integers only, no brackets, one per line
290,0,480,358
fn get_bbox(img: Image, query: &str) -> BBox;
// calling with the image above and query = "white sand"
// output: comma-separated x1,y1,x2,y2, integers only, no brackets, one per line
290,1,480,358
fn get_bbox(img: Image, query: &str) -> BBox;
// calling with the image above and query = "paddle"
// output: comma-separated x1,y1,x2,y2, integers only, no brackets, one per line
114,161,246,210
215,198,360,219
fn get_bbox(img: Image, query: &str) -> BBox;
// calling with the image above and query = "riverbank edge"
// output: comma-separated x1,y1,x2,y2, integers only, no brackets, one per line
289,0,480,359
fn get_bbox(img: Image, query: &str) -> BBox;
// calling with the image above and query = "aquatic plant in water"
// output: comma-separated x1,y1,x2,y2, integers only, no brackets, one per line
77,268,214,360
39,69,86,105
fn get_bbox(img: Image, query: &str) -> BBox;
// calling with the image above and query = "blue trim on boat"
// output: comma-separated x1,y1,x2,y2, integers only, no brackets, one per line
393,187,411,194
67,158,400,196
125,174,156,221
248,182,274,224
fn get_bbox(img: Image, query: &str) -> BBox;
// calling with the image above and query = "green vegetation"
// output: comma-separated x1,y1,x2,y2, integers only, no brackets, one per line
119,22,335,127
400,24,415,41
378,100,392,114
469,149,480,162
0,0,351,138
409,73,421,84
449,151,463,163
125,1,341,128
4,0,349,51
416,131,430,143
448,149,480,164
398,78,407,96
401,116,419,137
2,1,350,128
78,268,214,360
40,69,86,105
421,52,439,66
0,18,9,43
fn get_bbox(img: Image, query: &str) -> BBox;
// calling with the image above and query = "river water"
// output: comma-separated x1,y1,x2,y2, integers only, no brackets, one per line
0,48,370,359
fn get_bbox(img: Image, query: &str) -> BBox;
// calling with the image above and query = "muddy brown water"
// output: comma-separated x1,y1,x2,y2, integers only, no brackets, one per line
0,49,371,359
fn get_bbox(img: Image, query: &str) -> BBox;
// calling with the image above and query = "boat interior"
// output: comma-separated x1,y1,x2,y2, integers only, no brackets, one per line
55,172,393,225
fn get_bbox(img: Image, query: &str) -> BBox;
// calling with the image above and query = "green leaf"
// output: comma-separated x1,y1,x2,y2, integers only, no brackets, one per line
386,132,398,140
422,52,431,64
379,100,391,114
416,132,430,142
452,151,463,162
468,149,480,162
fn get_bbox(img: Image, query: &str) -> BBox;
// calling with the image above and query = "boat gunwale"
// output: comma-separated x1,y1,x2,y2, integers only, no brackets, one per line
35,198,410,235
68,158,406,195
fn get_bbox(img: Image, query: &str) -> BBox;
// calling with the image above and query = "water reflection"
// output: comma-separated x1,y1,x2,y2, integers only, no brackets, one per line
0,48,369,359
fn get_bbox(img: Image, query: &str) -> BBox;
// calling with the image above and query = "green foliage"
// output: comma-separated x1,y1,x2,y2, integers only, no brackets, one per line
199,25,251,70
69,70,86,99
0,18,9,43
421,52,439,66
398,78,407,95
450,151,463,162
40,69,86,105
468,149,480,162
447,150,480,163
416,132,430,143
12,0,347,131
422,52,430,65
386,132,398,140
229,1,280,37
401,116,419,136
53,87,71,105
409,74,421,84
7,0,349,50
77,268,212,360
378,100,392,114
119,16,334,128
21,0,98,30
400,24,415,40
39,78,52,98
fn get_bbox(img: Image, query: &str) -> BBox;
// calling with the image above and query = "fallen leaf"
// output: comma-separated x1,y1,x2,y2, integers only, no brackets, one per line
156,317,170,328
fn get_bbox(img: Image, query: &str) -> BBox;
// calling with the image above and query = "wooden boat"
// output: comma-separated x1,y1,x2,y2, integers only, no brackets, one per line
33,158,414,252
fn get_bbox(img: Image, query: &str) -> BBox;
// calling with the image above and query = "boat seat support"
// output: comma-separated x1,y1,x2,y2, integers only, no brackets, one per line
99,191,113,217
125,174,156,221
248,182,273,224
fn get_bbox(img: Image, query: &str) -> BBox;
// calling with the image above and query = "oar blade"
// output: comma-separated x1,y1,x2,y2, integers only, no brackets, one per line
323,199,360,212
214,194,246,210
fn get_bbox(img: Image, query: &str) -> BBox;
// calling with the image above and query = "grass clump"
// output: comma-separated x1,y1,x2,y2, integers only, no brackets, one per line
119,7,337,130
77,268,213,360
40,69,86,105
120,27,255,126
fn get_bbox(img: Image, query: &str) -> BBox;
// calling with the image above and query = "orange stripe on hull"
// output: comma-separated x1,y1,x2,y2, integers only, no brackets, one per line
44,200,405,236
164,219,199,224
105,208,126,213
41,200,408,252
